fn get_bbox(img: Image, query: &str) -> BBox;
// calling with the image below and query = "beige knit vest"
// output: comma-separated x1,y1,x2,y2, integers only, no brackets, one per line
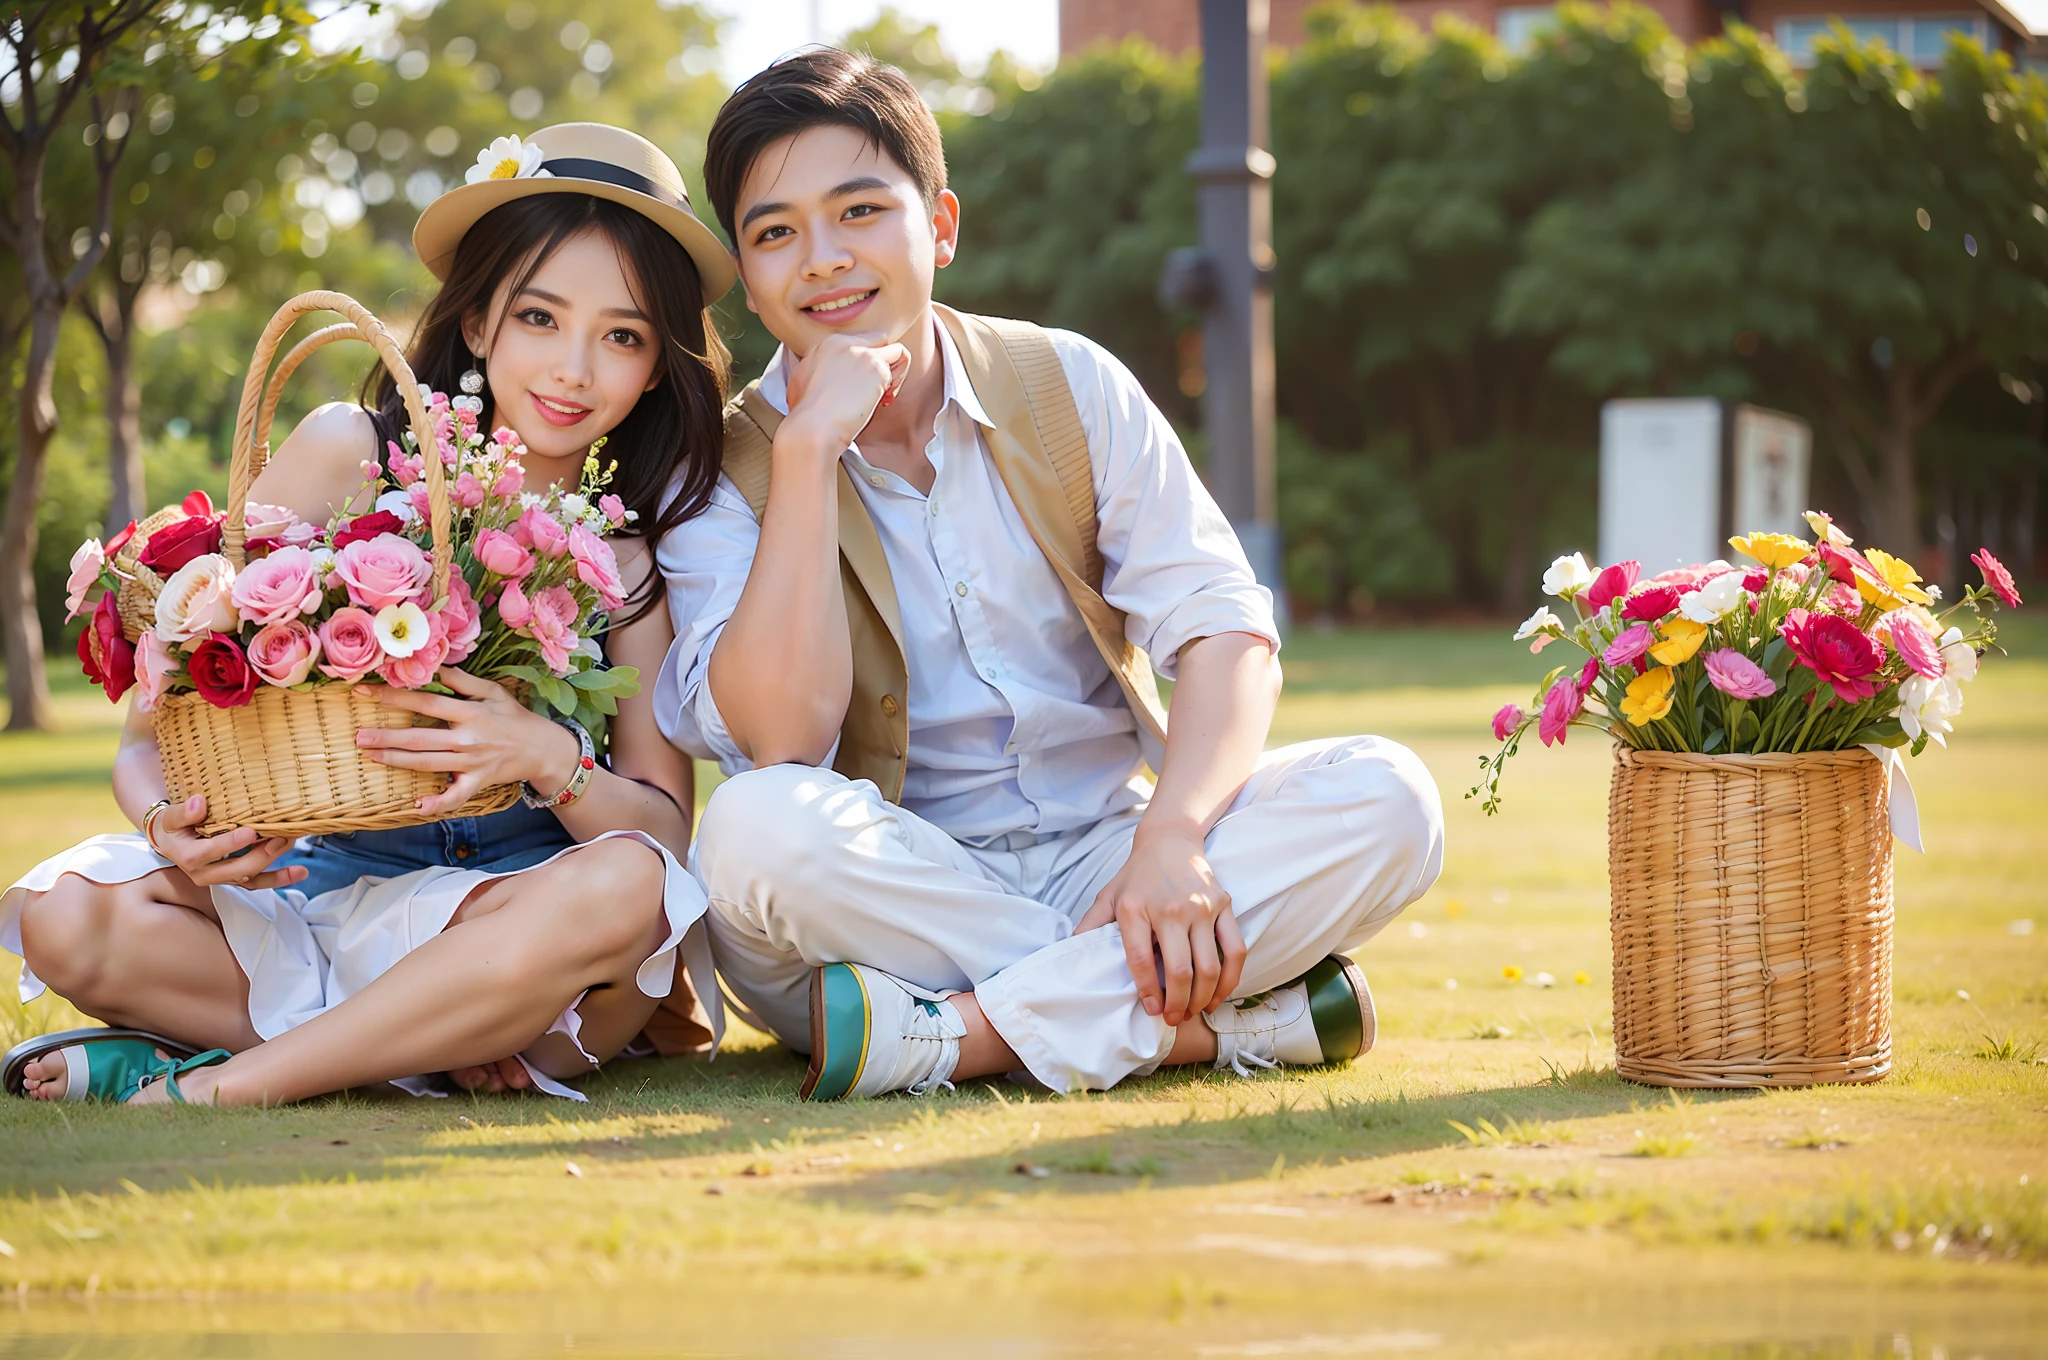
719,305,1169,802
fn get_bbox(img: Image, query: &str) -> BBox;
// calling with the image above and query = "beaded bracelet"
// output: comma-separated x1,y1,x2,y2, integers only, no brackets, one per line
521,718,597,809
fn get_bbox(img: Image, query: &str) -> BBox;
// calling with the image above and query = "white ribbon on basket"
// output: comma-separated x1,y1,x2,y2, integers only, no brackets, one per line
1861,743,1924,853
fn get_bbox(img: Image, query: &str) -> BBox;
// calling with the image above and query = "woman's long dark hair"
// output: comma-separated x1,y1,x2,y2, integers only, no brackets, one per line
366,193,730,626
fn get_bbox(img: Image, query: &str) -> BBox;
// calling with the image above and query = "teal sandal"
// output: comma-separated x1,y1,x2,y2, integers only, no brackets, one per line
4,1028,229,1103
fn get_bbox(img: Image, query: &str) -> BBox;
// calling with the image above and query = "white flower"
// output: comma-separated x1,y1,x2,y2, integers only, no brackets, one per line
465,135,552,185
373,601,432,658
1513,605,1562,641
1680,571,1747,624
1897,673,1963,747
1542,552,1593,599
375,489,421,524
309,547,337,575
1924,583,1942,602
1533,972,1557,989
154,553,239,645
519,492,546,510
1940,635,1979,683
559,493,589,517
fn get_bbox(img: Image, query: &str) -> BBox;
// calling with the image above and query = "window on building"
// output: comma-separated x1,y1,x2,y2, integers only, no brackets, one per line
1774,13,1990,66
1498,5,1558,52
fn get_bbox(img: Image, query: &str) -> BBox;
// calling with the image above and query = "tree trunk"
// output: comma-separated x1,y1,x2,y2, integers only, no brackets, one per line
1877,361,1922,557
89,284,146,533
2,297,64,731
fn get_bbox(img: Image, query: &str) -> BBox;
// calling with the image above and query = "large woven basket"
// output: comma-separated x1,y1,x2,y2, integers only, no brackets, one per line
141,290,519,837
1608,745,1893,1088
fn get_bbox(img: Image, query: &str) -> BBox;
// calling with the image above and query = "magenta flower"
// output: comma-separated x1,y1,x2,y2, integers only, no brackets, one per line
1972,548,2022,607
1603,624,1653,668
1702,648,1776,700
1491,703,1525,741
1579,655,1600,689
1887,614,1944,679
1538,676,1583,747
1780,608,1885,703
1622,585,1680,622
1585,560,1640,611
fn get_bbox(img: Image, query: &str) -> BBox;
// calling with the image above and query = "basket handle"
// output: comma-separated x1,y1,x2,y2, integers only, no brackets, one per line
224,291,451,601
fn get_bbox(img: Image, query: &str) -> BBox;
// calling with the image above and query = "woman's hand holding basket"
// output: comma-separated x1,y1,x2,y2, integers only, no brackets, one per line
355,667,580,818
145,795,309,890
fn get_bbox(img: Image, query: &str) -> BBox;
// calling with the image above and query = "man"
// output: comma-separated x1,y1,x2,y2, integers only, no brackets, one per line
657,48,1443,1099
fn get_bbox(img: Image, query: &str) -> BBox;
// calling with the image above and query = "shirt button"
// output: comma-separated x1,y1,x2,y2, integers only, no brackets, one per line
880,694,899,717
954,582,968,597
983,667,998,682
867,472,886,488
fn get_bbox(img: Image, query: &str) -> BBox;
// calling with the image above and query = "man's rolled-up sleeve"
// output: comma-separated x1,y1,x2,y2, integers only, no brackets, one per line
1053,331,1280,679
653,477,761,774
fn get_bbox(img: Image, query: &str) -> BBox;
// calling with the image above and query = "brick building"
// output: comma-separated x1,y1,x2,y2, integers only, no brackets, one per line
1058,0,2047,66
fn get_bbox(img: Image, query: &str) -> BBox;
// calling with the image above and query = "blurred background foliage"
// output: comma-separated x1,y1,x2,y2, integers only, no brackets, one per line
5,0,2045,665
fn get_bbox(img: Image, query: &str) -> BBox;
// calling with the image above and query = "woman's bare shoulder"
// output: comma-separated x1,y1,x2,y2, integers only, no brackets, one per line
255,402,379,521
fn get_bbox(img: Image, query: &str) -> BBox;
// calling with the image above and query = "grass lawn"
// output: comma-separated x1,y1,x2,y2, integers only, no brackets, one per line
1,623,2044,1358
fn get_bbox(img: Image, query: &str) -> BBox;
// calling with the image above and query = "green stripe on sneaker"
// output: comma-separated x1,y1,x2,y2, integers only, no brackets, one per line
1301,956,1364,1064
809,964,873,1101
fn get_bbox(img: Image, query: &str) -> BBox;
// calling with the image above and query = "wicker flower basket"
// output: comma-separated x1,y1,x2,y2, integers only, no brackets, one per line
133,290,519,837
1607,745,1894,1088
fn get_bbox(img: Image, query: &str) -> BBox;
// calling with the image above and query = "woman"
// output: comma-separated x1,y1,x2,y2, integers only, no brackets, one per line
1,124,735,1105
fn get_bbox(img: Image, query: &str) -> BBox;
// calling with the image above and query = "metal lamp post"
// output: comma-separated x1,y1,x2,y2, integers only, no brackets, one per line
1162,0,1284,625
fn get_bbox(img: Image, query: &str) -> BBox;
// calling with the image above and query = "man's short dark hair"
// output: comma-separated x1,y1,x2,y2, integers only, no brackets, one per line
703,47,948,247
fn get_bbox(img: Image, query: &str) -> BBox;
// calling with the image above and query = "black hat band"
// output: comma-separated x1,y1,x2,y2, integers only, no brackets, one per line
540,157,691,214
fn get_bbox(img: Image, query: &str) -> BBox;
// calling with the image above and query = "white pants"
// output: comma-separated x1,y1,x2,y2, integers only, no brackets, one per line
694,735,1445,1093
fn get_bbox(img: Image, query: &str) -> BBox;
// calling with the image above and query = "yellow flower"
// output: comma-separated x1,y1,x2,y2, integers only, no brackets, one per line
1803,509,1853,547
1730,532,1811,571
1857,548,1933,609
1574,971,1591,986
1649,618,1708,666
1619,666,1676,726
1501,965,1523,982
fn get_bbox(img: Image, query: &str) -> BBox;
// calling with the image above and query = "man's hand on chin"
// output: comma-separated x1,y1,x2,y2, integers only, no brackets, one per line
1076,821,1246,1027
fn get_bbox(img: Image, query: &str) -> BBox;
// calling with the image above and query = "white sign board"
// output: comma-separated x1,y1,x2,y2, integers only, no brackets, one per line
1599,398,1723,574
1729,405,1811,540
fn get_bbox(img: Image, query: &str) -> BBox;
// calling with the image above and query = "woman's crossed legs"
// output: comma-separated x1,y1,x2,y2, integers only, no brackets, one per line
15,838,671,1105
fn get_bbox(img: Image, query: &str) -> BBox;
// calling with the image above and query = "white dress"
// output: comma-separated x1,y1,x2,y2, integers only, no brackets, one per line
1,830,720,1101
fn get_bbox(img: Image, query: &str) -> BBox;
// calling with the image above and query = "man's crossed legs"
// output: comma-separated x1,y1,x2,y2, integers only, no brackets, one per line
696,735,1445,1095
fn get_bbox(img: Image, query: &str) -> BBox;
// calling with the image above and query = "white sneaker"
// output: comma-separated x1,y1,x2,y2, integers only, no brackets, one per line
1204,954,1377,1076
801,963,967,1100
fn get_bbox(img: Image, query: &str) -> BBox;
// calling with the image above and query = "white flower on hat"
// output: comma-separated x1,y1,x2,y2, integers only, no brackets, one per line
466,135,553,185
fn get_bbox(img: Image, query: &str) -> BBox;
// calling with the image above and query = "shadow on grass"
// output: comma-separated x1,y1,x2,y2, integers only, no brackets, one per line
0,1042,1761,1201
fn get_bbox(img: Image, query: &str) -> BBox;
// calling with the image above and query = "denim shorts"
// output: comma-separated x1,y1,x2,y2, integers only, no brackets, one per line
275,801,577,900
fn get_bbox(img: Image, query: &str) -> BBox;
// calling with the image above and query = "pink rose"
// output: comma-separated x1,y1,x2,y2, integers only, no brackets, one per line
133,630,180,712
525,584,580,676
474,528,535,579
1602,623,1653,668
154,553,240,645
1702,648,1776,700
231,545,325,626
242,502,314,550
1585,560,1640,612
1491,703,1525,741
1886,613,1945,680
64,537,105,621
568,523,626,611
515,507,569,558
247,620,322,687
317,607,384,682
1622,585,1680,622
493,462,526,498
377,612,450,689
1538,675,1583,747
333,533,431,611
498,578,534,628
599,494,627,527
439,575,482,665
452,471,486,510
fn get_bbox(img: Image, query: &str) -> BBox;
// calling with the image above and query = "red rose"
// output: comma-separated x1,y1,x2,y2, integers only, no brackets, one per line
332,510,405,551
138,514,224,575
187,634,259,708
1622,585,1680,621
104,519,138,559
77,592,135,703
182,490,215,518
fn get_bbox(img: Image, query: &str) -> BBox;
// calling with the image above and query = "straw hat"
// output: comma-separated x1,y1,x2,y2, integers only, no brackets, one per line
413,122,736,302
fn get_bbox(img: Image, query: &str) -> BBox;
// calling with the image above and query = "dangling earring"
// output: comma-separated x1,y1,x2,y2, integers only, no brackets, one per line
454,352,486,414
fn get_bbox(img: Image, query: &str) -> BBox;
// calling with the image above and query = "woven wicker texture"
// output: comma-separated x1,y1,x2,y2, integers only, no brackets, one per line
141,290,517,837
1608,745,1893,1088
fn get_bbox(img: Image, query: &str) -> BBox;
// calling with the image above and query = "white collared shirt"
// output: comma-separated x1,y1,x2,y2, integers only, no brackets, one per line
654,319,1279,842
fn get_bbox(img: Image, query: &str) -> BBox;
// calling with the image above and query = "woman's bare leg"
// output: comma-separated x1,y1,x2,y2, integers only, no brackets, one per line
130,839,671,1107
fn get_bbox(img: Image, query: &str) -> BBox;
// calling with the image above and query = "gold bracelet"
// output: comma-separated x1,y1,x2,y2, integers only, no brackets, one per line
141,798,175,856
